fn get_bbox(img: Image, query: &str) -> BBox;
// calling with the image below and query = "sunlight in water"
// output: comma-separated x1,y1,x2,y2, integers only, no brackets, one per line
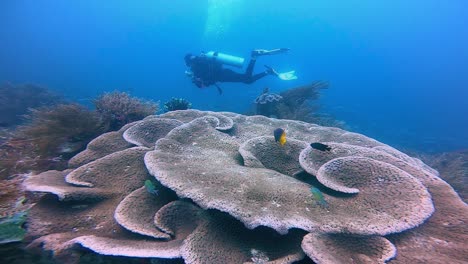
204,0,244,40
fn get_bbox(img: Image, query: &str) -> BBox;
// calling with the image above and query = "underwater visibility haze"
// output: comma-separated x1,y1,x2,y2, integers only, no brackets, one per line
0,1,468,264
1,0,467,152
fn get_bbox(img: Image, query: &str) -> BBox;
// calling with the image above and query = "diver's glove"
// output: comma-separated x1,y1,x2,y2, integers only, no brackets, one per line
185,70,194,77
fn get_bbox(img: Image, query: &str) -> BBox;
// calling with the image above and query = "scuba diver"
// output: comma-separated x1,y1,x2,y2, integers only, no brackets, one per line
184,48,296,94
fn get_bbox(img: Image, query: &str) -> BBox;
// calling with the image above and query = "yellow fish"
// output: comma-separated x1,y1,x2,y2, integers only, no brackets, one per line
274,128,286,146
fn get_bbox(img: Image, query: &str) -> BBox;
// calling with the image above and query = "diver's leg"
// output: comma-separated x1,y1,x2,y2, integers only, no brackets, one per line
221,64,272,84
244,55,276,80
219,69,247,83
244,71,268,84
244,58,257,77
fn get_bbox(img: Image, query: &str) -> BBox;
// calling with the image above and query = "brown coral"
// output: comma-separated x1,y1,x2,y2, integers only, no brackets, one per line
0,104,104,178
67,122,136,168
146,116,433,236
123,118,184,148
93,91,159,131
17,104,104,157
302,233,396,264
252,81,343,127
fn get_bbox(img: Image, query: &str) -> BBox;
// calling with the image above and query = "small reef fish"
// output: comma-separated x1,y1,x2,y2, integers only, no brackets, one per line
144,180,158,195
310,142,331,151
274,128,287,146
310,187,328,208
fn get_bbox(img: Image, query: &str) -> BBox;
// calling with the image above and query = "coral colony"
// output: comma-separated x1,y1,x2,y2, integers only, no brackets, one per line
163,97,192,112
0,91,159,179
19,110,467,263
94,91,159,130
253,81,343,127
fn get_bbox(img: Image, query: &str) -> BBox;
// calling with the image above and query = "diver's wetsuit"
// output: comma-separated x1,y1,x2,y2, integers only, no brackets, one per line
190,56,268,88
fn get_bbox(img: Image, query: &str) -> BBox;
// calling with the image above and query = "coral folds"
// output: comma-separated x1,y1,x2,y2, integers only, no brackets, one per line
23,110,468,264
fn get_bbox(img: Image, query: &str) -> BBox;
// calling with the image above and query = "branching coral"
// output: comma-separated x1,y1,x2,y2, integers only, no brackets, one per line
276,81,333,124
22,110,467,264
279,81,328,109
17,104,104,155
94,91,159,131
163,97,192,112
253,81,344,127
0,104,104,178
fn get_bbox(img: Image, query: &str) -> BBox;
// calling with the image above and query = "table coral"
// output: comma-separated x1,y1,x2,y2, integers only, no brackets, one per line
22,110,468,264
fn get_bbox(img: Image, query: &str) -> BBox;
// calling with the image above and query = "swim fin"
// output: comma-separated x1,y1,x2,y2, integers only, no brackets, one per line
278,71,298,81
264,65,279,76
252,48,290,57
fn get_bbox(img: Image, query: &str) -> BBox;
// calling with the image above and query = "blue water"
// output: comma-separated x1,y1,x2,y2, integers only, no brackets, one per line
1,0,467,153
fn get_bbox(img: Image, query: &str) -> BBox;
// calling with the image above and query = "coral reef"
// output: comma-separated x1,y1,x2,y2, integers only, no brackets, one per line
0,83,62,128
302,233,396,264
418,150,468,203
17,104,104,157
253,87,283,118
0,104,105,179
0,175,31,218
21,110,467,263
94,91,159,131
254,88,283,105
279,81,327,109
0,174,32,263
276,81,329,124
253,81,343,127
123,117,183,148
67,122,137,168
1,91,161,179
163,98,192,112
0,89,163,263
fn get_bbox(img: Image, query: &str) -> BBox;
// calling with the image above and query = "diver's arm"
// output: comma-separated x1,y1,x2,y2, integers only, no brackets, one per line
192,77,204,88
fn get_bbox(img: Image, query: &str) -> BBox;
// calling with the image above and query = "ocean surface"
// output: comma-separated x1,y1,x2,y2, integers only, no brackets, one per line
1,0,467,153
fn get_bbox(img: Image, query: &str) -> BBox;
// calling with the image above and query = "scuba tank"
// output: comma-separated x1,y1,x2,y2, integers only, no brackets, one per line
204,51,245,68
